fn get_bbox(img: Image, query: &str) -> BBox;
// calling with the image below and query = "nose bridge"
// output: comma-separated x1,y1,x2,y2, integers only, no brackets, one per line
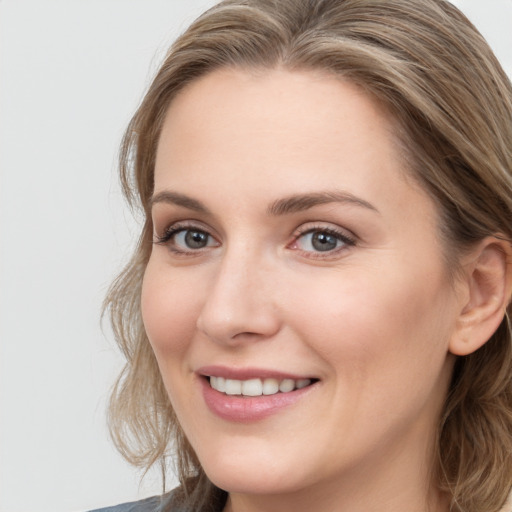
196,241,279,344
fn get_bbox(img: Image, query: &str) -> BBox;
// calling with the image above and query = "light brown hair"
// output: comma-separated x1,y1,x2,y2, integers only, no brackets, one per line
105,1,512,510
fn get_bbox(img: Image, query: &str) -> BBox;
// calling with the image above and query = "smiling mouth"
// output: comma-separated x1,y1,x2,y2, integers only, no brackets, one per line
208,376,317,397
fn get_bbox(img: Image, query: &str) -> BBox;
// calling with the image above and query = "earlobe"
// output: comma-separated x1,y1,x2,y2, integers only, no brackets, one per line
449,237,512,357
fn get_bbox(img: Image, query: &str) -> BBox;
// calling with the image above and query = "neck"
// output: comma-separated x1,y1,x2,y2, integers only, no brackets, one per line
225,489,449,512
224,468,450,512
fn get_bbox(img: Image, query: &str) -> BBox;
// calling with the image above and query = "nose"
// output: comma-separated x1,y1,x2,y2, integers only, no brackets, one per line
196,248,281,346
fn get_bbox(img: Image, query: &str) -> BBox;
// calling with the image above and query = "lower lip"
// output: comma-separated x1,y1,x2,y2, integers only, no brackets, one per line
200,378,316,423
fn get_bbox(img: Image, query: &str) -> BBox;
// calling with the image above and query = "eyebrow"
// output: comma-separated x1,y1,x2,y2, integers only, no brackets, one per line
150,191,211,214
150,189,379,216
267,191,379,216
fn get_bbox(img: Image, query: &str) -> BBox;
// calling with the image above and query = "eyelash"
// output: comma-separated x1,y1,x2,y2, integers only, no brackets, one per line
154,222,356,258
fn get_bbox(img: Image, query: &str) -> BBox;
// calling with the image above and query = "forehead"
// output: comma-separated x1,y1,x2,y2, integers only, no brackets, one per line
154,67,429,219
158,69,395,169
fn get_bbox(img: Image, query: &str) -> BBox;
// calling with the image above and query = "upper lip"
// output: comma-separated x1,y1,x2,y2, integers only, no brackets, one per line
197,365,316,381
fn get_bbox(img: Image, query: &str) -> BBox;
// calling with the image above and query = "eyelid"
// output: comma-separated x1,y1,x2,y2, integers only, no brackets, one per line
154,219,214,240
293,222,356,242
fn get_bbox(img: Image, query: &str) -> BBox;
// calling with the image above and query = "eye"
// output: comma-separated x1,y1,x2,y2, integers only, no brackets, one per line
292,227,355,255
174,229,212,249
154,224,219,253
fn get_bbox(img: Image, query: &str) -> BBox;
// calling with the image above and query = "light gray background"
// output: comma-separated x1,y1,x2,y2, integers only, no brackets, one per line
0,1,511,511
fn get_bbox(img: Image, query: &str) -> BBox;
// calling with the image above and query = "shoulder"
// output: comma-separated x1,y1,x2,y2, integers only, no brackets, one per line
87,492,179,512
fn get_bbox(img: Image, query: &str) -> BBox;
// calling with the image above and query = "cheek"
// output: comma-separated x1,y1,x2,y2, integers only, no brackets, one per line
283,261,456,379
141,261,201,359
288,267,457,447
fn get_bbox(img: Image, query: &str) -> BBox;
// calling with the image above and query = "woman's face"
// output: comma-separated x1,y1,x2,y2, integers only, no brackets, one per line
142,69,464,502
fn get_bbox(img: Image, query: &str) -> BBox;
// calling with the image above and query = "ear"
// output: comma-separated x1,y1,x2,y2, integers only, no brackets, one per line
449,237,512,356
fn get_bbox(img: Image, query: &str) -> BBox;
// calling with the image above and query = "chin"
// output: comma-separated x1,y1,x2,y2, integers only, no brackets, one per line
198,447,310,495
208,469,302,496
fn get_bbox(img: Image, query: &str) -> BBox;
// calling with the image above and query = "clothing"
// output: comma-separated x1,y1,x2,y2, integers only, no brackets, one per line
90,489,512,512
87,487,225,512
87,492,183,512
87,494,171,512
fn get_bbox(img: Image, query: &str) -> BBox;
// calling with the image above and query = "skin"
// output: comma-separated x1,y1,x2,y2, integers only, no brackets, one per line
141,68,470,512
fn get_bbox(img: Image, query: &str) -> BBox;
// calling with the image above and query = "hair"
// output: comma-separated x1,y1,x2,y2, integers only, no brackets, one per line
104,1,512,511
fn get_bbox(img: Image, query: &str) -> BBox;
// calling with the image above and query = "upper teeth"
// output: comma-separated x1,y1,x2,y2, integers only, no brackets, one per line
209,377,311,396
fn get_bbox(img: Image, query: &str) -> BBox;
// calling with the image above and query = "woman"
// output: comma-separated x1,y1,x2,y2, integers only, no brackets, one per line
95,0,512,511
